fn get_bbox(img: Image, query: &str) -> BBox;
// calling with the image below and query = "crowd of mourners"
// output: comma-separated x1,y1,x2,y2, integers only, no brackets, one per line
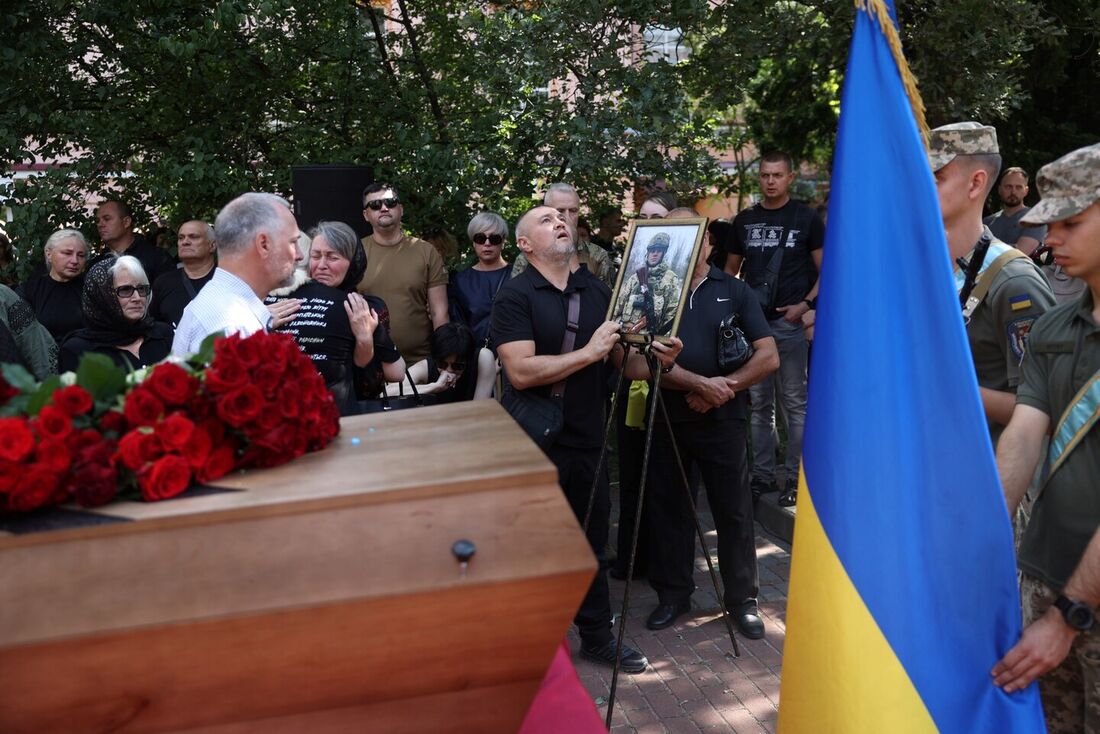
0,130,1097,731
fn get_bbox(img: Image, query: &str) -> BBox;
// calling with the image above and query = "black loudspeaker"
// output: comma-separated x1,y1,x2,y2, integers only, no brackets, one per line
291,165,375,238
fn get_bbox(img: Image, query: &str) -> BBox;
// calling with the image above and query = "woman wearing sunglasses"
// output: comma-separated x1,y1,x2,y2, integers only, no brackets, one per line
448,212,510,348
59,256,173,372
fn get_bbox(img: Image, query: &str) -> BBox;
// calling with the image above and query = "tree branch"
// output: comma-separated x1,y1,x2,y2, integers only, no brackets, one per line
393,0,450,144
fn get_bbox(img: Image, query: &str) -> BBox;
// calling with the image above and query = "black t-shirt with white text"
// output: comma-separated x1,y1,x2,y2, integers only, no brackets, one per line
730,200,824,320
267,282,399,411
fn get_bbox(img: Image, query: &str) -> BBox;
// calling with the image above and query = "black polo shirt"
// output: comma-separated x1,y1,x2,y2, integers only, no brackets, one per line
492,266,612,449
664,266,771,423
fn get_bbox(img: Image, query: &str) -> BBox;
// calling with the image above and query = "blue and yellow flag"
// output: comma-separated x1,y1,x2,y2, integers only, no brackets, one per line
778,2,1047,732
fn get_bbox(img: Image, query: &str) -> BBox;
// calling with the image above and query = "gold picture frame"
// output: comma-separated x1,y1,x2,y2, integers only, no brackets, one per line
607,217,706,344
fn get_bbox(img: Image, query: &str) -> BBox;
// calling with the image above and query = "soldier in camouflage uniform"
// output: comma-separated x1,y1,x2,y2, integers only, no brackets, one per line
992,142,1100,734
613,232,682,337
928,122,1056,442
510,183,615,287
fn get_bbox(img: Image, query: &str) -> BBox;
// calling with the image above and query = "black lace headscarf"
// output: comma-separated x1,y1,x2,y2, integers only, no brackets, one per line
76,256,155,345
309,220,367,293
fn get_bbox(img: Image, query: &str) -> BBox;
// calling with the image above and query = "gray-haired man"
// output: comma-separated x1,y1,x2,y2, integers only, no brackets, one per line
171,193,302,357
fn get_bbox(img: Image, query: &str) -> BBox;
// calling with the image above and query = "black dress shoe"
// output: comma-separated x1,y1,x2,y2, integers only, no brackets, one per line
736,602,765,639
579,639,648,674
646,599,691,630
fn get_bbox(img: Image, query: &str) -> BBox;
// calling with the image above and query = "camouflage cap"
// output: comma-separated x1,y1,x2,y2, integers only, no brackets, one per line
1022,142,1100,225
646,232,670,251
927,121,999,172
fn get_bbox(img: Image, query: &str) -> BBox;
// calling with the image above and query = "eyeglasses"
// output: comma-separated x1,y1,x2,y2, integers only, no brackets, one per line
472,233,504,246
364,197,400,211
115,284,151,298
437,359,466,372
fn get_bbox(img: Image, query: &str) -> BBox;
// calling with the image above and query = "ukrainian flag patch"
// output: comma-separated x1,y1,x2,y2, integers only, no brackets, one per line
1009,294,1033,311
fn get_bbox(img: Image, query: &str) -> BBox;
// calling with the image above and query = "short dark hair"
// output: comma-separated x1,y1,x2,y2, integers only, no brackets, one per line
99,199,133,220
430,322,474,362
1000,166,1029,184
362,181,402,206
760,151,794,172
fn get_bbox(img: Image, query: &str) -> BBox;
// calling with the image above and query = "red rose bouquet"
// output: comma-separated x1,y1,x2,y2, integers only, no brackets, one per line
0,331,340,514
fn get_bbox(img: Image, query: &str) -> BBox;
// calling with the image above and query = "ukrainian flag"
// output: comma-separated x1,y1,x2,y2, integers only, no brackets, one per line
778,2,1047,732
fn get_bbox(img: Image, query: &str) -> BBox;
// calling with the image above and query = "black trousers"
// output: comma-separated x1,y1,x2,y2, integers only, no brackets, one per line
546,443,613,647
613,382,651,576
648,417,758,609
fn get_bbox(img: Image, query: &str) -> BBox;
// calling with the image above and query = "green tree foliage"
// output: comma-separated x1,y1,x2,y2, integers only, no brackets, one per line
683,0,1069,195
1,0,721,274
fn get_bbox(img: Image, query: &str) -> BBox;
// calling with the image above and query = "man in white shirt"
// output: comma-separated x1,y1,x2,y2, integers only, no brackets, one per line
172,193,302,357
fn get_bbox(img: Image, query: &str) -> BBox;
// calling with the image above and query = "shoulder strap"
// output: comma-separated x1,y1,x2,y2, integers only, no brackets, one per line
550,291,581,398
961,248,1028,321
1037,329,1099,499
181,269,197,299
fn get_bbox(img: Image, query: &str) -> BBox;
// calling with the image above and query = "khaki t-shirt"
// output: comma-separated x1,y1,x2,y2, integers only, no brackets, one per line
357,235,448,364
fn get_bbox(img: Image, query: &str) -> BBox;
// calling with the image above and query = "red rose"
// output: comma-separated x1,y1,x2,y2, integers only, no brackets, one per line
217,385,264,427
100,410,127,435
34,439,72,475
155,413,195,452
118,429,162,471
79,437,117,467
231,334,264,369
0,462,19,493
196,442,237,483
73,462,119,507
0,418,35,462
139,454,192,502
183,425,213,469
145,363,199,406
123,388,165,428
204,362,248,394
198,418,226,444
252,407,281,432
8,466,60,512
33,405,73,441
52,385,94,416
254,364,283,395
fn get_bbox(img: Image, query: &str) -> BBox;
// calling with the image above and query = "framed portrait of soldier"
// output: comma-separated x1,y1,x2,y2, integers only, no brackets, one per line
607,218,705,344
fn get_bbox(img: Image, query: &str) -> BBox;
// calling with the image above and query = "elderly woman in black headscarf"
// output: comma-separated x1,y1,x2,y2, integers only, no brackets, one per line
265,221,404,414
59,256,174,372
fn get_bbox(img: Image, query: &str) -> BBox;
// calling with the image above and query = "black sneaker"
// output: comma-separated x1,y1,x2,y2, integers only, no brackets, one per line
579,638,648,674
751,478,777,499
778,479,798,507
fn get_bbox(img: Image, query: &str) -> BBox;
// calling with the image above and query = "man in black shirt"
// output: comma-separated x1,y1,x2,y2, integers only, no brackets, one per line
644,208,779,637
726,151,825,506
91,200,176,284
493,205,679,673
152,220,217,327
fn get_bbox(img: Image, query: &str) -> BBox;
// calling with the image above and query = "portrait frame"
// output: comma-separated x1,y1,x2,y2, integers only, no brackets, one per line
607,217,706,345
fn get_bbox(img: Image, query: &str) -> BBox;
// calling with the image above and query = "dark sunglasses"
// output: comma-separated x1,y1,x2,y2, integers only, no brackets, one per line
436,359,466,372
472,233,504,246
364,197,400,211
115,284,151,298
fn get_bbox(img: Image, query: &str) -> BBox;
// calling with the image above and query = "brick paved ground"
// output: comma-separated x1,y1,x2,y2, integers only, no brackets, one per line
567,492,791,733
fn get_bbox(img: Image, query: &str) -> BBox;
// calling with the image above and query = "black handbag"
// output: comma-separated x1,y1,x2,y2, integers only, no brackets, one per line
501,384,563,450
718,312,755,373
354,370,438,414
502,292,580,450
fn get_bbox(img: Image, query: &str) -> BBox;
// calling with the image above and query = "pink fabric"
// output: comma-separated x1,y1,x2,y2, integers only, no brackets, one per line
518,640,606,733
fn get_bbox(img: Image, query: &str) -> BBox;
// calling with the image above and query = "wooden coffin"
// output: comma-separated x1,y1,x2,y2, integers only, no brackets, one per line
0,401,595,733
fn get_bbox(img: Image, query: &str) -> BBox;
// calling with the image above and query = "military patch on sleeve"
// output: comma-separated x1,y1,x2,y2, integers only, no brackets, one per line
1007,316,1038,363
1009,293,1034,311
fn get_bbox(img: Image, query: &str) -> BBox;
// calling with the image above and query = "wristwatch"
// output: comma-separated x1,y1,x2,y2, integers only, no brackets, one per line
1054,594,1095,631
660,363,674,374
802,298,815,310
